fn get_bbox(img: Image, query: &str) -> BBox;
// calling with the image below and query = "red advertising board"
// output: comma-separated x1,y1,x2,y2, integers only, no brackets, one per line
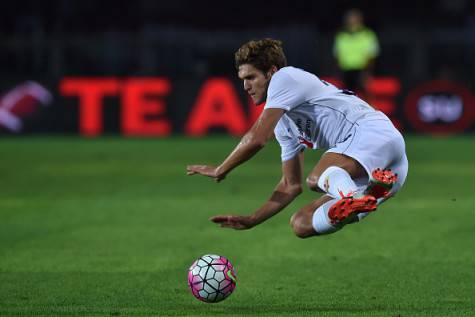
3,76,473,135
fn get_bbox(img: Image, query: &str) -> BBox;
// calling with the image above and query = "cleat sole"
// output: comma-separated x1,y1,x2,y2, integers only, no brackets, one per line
328,196,377,225
365,168,398,200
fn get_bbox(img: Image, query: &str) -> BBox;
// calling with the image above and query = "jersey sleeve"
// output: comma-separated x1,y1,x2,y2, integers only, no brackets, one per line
367,29,380,58
264,71,307,111
274,118,306,161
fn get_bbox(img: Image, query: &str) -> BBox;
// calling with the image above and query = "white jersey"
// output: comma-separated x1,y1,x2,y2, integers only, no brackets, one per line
265,66,390,161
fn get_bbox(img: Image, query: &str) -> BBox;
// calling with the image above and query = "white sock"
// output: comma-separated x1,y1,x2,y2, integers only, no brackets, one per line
312,197,368,234
317,166,358,198
312,198,340,235
357,212,370,221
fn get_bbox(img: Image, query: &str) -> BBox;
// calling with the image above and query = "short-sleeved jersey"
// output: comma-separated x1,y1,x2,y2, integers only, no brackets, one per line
265,66,388,161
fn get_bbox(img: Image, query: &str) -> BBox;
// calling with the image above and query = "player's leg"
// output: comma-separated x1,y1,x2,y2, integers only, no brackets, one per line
290,194,377,238
290,156,403,238
306,152,366,197
354,158,408,222
290,195,333,238
299,152,382,234
343,70,359,93
290,172,400,239
305,137,399,200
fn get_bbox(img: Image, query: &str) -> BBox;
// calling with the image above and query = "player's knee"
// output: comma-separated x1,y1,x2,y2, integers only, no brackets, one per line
290,213,314,239
336,158,366,179
305,175,320,192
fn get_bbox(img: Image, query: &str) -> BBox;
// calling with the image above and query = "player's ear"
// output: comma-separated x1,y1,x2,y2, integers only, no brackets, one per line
266,65,278,78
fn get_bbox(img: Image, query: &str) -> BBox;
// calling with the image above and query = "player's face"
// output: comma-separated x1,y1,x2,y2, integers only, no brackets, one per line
238,64,274,105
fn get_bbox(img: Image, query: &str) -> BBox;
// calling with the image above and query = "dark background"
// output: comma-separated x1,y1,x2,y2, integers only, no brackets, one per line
1,0,474,134
2,1,474,81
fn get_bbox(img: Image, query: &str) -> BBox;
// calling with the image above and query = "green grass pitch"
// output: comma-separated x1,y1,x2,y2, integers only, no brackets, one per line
0,135,474,316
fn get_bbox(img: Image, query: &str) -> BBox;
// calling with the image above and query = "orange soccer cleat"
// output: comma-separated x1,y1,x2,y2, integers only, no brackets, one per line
328,195,377,225
365,168,398,200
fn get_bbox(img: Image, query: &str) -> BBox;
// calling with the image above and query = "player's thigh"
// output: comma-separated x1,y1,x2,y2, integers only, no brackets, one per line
290,195,333,238
380,152,409,202
307,152,367,185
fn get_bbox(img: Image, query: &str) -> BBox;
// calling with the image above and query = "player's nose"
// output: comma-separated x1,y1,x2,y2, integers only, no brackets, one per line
243,80,251,91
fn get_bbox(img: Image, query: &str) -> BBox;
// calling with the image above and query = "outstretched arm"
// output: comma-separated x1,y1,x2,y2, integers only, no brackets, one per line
211,152,304,229
187,108,284,181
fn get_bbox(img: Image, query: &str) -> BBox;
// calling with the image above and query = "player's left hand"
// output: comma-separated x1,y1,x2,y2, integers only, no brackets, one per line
210,215,255,230
186,165,226,182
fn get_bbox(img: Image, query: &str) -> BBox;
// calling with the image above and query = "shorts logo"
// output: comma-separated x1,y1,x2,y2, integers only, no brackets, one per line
298,137,315,149
324,177,330,192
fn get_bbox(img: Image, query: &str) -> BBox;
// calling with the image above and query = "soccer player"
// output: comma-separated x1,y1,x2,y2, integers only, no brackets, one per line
187,39,408,237
333,9,380,96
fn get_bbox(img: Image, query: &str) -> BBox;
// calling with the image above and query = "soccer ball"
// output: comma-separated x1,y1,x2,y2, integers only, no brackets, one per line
188,254,237,303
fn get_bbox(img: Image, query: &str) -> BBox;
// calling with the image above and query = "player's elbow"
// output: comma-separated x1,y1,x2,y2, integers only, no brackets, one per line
252,139,267,149
243,133,268,151
280,179,303,198
288,184,303,197
245,129,273,150
281,183,303,200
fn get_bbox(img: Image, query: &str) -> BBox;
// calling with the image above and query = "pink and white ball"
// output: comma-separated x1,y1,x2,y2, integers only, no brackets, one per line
188,254,237,303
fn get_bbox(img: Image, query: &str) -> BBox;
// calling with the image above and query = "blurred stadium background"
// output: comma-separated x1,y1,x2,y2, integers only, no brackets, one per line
1,1,475,316
1,0,475,135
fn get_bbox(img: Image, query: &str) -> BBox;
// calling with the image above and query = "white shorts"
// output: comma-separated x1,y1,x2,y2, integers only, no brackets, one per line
326,118,408,201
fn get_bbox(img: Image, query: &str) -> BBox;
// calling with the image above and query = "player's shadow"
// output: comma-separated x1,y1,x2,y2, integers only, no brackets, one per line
182,302,400,315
